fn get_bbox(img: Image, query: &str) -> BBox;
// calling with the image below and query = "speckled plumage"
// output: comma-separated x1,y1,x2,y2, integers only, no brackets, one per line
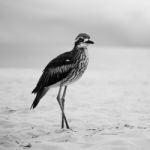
32,47,88,94
31,33,94,129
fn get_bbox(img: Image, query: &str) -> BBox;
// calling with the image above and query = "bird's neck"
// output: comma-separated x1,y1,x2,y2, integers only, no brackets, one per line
72,46,89,61
72,47,88,56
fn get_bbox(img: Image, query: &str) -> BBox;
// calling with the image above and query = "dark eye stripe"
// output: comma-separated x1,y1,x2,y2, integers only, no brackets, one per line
79,38,84,42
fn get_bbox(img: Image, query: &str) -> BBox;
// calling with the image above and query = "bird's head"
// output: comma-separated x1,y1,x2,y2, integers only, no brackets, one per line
74,33,94,48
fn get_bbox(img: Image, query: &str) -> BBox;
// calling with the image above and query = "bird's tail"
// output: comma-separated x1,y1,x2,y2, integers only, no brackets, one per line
30,87,49,109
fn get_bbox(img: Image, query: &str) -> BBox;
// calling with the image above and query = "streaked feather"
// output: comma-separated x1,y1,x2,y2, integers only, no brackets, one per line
32,51,74,94
31,87,49,109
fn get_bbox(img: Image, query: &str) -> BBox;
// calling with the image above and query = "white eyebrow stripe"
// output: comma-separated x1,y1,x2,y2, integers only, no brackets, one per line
84,38,89,42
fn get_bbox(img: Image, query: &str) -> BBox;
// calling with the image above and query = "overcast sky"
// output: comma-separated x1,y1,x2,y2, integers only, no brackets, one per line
1,0,150,68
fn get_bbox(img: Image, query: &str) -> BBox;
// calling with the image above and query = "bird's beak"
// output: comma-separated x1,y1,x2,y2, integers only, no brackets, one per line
85,40,94,44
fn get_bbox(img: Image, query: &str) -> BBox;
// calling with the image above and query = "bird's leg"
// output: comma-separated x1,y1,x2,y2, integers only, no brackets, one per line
61,86,67,128
57,86,70,129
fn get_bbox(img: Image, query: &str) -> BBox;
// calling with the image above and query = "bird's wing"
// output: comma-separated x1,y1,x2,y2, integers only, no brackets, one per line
32,51,74,93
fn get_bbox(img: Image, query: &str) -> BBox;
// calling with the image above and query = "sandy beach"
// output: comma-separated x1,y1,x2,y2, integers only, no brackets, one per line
0,48,150,150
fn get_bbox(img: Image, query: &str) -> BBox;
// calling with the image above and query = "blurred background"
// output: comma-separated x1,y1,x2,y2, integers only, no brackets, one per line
1,0,150,69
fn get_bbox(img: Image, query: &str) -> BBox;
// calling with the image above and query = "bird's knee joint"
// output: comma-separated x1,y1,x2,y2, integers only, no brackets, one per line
57,96,60,102
62,97,66,103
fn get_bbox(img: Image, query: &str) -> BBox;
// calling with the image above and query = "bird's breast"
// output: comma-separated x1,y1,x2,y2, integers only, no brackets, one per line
61,49,89,86
77,49,89,70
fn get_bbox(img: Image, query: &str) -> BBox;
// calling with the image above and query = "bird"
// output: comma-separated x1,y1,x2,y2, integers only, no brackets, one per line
30,33,94,129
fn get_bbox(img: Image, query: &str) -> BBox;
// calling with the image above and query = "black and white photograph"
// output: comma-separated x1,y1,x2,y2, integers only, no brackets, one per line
0,0,150,150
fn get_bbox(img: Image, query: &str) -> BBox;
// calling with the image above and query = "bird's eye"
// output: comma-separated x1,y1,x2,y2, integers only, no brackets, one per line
79,38,84,42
